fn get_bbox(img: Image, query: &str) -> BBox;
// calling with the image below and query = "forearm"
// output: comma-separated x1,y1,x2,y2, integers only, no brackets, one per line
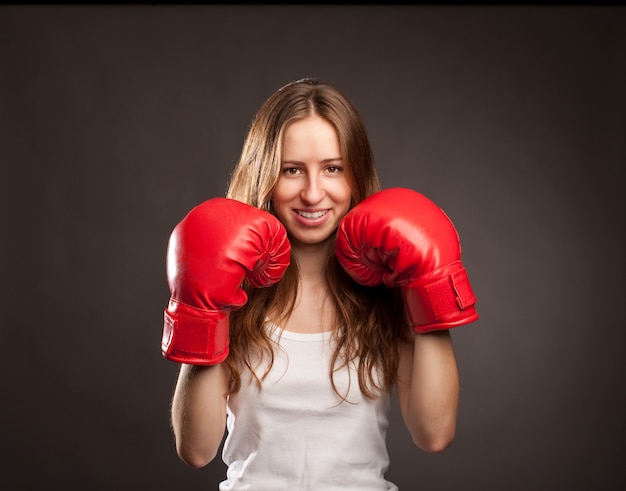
400,330,460,453
171,363,230,467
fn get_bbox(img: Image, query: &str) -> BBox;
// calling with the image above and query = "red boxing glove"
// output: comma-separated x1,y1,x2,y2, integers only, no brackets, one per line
162,198,291,364
336,188,478,333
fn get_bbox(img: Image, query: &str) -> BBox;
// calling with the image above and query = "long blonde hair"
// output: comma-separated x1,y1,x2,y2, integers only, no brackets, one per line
225,78,409,399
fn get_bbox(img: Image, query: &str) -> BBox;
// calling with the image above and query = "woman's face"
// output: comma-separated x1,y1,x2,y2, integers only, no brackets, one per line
272,115,352,249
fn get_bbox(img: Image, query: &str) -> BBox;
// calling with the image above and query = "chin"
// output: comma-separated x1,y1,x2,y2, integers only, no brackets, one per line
291,231,335,248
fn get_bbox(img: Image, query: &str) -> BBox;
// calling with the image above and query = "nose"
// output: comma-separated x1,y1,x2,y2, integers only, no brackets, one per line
300,174,324,204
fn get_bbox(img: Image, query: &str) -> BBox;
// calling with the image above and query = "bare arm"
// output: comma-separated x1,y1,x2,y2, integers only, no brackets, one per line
396,330,460,454
171,363,230,468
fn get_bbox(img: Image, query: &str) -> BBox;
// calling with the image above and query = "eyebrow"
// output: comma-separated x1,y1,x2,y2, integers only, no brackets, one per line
281,157,343,165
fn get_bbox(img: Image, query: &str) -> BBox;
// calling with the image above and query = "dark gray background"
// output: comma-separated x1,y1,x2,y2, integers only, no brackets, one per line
1,5,624,490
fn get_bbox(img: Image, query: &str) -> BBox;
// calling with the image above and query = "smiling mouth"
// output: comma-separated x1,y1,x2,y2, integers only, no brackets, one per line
297,210,328,219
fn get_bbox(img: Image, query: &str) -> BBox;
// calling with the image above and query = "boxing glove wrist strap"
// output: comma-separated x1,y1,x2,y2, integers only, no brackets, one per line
404,260,478,333
161,299,229,365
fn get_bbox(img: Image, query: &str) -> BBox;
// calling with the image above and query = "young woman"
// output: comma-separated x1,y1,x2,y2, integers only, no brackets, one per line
161,78,478,490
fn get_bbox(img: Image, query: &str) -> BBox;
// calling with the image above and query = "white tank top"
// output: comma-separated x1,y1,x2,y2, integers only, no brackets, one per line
220,324,398,491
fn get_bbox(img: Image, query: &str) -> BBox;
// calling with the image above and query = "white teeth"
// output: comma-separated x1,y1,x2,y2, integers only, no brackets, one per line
298,210,327,219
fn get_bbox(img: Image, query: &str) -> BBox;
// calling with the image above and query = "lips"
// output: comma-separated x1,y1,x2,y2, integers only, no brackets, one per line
293,209,332,227
296,209,328,219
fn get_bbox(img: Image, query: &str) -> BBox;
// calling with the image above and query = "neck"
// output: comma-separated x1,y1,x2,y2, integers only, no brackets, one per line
279,239,338,334
291,240,332,279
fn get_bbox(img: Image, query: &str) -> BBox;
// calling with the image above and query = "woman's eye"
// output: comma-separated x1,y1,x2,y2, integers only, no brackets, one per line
282,167,300,175
327,166,342,173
